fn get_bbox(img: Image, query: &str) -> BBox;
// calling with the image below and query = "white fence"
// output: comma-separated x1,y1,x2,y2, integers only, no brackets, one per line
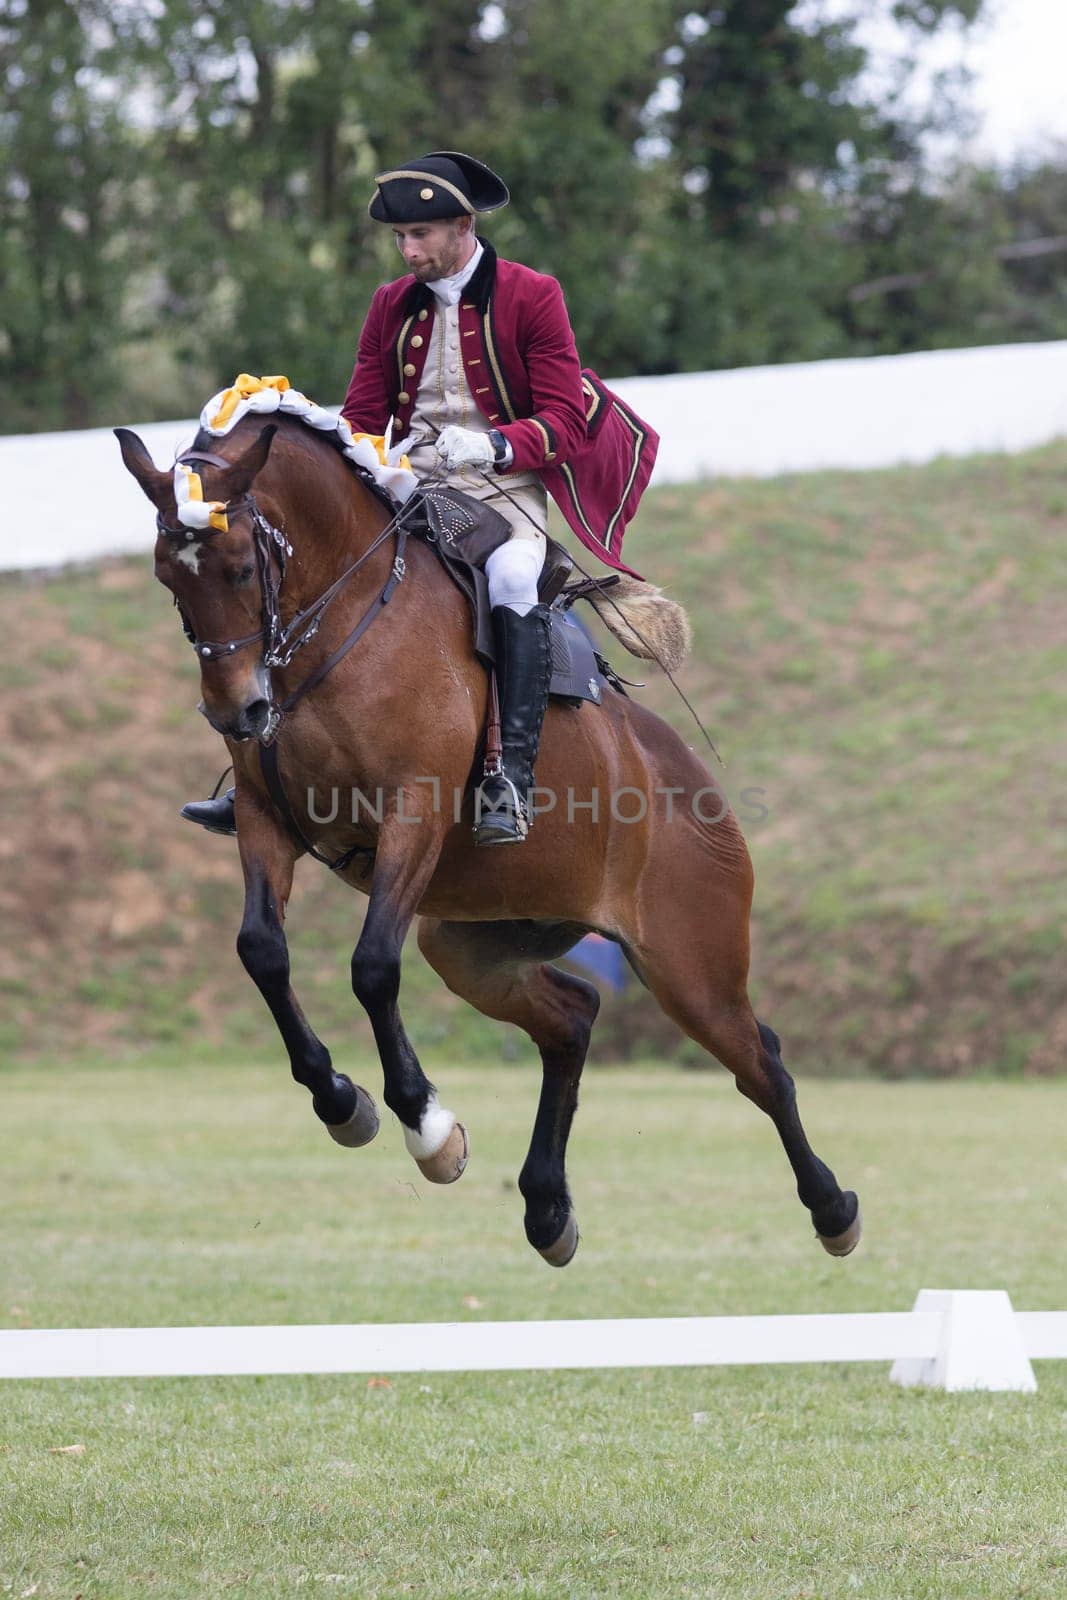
1,1292,1061,1391
2,340,1065,574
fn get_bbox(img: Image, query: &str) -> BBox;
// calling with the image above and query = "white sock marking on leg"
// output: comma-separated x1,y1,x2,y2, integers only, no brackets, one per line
402,1093,456,1160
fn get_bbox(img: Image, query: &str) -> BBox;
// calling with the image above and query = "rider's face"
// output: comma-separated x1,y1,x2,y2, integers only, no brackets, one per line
392,218,475,283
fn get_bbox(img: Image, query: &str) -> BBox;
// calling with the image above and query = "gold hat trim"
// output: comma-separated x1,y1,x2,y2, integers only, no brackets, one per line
374,169,474,214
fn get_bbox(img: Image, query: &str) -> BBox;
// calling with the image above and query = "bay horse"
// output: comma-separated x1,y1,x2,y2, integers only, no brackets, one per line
116,414,861,1267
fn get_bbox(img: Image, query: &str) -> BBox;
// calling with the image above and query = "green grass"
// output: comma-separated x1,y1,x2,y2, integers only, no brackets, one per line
2,1058,1066,1597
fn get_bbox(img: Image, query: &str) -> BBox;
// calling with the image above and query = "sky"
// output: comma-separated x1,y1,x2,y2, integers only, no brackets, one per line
797,0,1067,164
911,0,1067,161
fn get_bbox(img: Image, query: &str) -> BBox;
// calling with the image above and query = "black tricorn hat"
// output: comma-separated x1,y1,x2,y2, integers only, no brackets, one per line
368,151,510,223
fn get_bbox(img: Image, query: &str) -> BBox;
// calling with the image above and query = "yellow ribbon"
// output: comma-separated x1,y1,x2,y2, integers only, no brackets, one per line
210,373,291,430
209,375,411,476
182,465,228,533
348,431,411,472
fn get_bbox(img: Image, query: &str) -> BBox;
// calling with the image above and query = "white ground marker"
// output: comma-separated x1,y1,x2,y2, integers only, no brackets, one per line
890,1289,1037,1393
0,1292,1059,1388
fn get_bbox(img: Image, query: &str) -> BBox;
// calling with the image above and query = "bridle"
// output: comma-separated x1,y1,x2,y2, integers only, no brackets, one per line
158,447,410,743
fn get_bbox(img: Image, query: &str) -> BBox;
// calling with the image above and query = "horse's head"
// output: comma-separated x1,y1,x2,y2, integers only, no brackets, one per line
116,423,281,741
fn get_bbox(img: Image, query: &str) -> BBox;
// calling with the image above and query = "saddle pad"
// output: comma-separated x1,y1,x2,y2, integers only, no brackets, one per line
548,609,604,706
415,515,607,708
464,565,603,706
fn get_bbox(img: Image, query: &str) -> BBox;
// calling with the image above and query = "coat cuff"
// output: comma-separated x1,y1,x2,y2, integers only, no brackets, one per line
499,415,559,473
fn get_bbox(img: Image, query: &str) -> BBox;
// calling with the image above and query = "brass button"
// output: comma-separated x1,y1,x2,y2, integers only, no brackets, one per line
410,334,424,348
420,187,434,200
397,390,410,404
418,309,429,321
403,362,416,377
545,451,557,462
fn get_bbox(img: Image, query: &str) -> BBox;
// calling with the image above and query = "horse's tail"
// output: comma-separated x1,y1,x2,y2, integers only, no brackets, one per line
584,578,692,673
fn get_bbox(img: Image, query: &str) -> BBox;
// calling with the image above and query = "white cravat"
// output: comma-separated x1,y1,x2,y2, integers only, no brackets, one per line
426,238,484,306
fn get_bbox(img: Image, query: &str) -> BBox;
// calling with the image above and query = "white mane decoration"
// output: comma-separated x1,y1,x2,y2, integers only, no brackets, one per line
172,374,419,532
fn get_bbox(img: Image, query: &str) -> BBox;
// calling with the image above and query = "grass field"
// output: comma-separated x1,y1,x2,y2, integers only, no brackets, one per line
2,1057,1065,1598
3,443,1066,1073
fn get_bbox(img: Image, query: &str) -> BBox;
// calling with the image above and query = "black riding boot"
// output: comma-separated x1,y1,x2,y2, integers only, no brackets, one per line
473,603,553,846
180,786,237,836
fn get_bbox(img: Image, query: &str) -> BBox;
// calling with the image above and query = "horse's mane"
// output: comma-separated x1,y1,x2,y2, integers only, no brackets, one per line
189,414,397,515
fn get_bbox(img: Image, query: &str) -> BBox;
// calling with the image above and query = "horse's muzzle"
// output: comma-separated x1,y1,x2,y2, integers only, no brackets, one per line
198,693,274,742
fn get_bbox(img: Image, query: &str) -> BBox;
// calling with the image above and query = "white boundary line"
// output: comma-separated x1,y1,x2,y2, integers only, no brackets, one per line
0,1297,1061,1387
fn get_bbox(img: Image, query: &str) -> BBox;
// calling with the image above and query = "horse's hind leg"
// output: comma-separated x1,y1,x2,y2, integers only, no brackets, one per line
657,982,859,1253
235,798,379,1147
630,852,860,1254
417,918,600,1266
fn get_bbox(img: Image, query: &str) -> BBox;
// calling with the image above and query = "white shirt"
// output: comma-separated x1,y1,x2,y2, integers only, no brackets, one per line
426,238,484,306
420,237,518,472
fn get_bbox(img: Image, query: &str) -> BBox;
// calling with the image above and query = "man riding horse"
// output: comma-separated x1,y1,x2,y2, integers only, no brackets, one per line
116,158,862,1265
184,150,658,845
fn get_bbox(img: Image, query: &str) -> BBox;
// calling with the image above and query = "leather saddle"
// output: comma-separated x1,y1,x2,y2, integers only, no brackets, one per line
401,485,608,707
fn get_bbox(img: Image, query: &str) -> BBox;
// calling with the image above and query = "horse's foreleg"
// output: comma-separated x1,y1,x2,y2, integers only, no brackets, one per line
350,824,465,1183
417,918,600,1265
236,799,379,1148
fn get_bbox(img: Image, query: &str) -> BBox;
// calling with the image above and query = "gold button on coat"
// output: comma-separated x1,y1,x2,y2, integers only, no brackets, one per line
418,308,429,320
410,335,423,348
397,390,410,404
403,362,416,376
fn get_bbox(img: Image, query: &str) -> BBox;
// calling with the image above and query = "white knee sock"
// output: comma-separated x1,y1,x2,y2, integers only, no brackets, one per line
485,540,545,616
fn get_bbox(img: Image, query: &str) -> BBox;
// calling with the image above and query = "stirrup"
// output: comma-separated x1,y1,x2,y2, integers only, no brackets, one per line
472,774,529,846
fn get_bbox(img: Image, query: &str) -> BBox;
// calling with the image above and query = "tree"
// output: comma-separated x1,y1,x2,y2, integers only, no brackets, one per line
12,0,1062,434
0,0,139,429
636,0,988,373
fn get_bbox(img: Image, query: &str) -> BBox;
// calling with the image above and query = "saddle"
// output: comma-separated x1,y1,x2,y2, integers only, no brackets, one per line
401,485,611,707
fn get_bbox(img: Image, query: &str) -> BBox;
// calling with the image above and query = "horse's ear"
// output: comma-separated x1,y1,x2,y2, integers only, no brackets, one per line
115,428,171,509
216,423,279,500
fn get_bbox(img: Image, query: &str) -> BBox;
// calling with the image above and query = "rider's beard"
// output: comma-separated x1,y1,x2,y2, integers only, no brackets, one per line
408,228,473,284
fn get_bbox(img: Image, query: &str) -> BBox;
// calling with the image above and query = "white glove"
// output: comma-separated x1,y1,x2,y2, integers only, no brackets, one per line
436,425,496,472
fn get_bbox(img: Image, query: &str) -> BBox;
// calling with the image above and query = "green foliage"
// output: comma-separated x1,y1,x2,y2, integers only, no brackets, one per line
0,0,140,428
9,0,1067,431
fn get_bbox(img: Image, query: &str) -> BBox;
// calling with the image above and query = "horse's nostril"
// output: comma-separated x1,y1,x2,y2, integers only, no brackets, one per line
244,698,271,733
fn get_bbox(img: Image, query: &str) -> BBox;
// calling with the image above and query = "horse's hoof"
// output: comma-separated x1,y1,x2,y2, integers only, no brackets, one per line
326,1086,380,1149
818,1205,862,1258
538,1211,579,1269
415,1121,469,1184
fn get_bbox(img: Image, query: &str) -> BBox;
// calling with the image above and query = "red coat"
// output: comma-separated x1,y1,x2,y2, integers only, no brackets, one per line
340,244,656,576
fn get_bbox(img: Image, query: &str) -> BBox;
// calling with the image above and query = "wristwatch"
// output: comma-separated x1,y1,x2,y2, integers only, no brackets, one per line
487,428,508,465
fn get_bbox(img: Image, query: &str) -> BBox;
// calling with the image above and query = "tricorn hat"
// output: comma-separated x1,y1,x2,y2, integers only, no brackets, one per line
368,151,510,223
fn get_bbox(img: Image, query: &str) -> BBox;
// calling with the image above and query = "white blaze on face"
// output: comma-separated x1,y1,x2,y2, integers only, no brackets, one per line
173,540,204,575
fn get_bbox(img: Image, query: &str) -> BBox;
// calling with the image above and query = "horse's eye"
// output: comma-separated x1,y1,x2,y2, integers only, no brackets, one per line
230,562,256,587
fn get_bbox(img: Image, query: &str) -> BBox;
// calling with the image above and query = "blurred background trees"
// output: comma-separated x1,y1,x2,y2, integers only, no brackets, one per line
1,0,1064,431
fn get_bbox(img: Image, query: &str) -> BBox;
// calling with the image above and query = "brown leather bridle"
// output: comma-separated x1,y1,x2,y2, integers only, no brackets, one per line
158,448,410,744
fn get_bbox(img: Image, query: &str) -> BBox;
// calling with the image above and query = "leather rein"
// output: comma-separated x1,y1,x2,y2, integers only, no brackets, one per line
158,448,409,747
